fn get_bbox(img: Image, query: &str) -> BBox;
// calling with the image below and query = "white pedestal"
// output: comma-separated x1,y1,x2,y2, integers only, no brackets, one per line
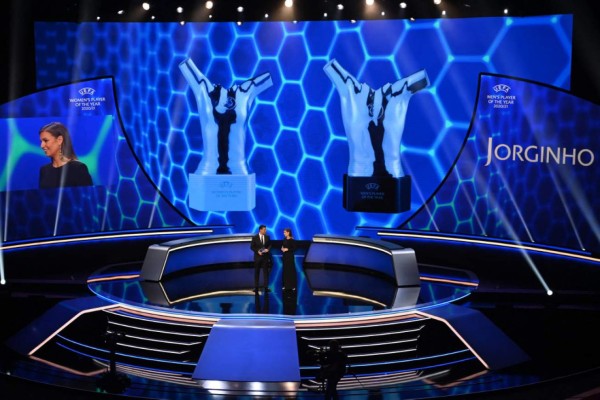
188,173,256,211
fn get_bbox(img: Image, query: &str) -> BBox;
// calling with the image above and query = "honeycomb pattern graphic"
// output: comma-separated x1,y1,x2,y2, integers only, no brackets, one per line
29,15,572,243
406,74,600,252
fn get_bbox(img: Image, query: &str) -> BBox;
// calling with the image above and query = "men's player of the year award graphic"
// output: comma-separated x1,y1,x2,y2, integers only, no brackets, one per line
324,59,429,213
179,58,273,211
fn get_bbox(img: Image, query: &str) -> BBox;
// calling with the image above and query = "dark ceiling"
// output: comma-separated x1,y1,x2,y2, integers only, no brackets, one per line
17,0,588,22
1,0,600,104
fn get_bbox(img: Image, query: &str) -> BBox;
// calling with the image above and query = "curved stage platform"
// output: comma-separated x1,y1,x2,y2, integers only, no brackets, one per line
2,230,600,399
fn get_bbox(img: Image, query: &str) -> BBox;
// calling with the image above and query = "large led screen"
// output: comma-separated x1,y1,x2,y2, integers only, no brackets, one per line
405,73,600,252
2,15,587,248
0,78,191,241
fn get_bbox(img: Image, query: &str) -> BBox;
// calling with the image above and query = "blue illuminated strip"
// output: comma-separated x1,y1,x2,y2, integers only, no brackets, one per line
0,229,214,251
294,312,427,326
105,307,218,326
302,329,423,344
312,235,396,255
107,320,210,337
301,352,477,372
55,341,197,367
340,338,419,348
312,290,387,308
115,364,198,386
58,334,196,357
377,231,600,263
352,349,474,368
335,369,436,388
104,332,204,346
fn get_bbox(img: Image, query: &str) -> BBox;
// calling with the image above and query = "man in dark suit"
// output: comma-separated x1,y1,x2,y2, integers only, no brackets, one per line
250,225,271,292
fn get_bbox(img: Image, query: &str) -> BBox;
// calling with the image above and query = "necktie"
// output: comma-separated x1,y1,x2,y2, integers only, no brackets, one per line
261,235,264,245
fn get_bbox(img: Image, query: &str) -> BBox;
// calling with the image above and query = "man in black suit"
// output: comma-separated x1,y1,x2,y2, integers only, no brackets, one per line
250,224,271,292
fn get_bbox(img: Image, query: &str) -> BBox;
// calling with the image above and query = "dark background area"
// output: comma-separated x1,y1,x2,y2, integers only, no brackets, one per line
1,0,600,107
2,2,600,399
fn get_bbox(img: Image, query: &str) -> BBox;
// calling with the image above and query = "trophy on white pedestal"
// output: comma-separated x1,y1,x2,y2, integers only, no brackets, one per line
179,58,273,211
324,59,429,213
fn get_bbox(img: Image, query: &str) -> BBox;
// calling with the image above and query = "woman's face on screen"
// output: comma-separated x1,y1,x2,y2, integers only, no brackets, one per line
40,131,63,159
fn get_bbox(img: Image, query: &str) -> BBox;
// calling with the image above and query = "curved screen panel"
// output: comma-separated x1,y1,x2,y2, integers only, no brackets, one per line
0,78,192,241
404,73,600,253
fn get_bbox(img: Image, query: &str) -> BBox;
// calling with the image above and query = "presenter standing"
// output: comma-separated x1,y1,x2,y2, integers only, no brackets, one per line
251,225,271,293
281,228,297,291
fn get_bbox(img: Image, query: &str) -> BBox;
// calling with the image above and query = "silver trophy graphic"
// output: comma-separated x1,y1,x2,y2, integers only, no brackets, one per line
179,58,273,211
324,59,429,213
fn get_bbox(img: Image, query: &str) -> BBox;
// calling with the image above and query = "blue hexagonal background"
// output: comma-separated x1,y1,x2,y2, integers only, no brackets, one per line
10,15,576,244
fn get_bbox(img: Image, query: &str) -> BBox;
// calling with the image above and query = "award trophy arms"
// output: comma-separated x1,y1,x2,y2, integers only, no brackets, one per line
324,59,429,213
180,58,273,211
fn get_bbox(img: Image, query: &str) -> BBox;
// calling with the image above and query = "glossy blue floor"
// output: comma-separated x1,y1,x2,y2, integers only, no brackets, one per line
2,230,600,399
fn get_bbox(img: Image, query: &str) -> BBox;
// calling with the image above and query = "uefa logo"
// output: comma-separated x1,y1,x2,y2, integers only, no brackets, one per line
219,181,233,188
365,183,380,190
492,84,511,93
78,87,96,96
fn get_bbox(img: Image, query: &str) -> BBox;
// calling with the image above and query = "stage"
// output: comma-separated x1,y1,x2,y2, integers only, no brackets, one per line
2,229,600,399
